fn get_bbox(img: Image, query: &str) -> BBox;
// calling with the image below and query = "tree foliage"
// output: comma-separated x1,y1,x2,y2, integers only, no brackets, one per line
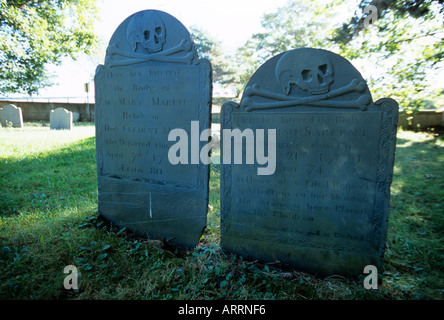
232,0,339,95
331,0,444,109
233,0,444,109
333,0,443,47
190,26,236,87
0,0,99,94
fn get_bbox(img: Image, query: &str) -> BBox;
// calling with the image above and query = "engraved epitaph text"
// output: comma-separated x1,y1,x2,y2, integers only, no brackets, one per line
95,10,211,248
221,48,398,276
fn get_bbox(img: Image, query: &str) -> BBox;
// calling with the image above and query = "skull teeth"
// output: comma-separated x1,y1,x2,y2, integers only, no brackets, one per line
309,88,329,95
144,44,163,53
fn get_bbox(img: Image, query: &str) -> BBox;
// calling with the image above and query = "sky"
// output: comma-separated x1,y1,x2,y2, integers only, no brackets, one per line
37,0,290,100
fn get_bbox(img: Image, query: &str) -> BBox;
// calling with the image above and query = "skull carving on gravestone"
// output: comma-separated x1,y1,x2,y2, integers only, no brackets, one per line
275,49,334,95
126,11,166,53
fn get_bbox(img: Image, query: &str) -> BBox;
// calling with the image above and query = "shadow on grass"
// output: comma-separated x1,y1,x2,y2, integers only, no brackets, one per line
1,129,442,299
385,133,444,298
391,134,443,224
0,135,100,299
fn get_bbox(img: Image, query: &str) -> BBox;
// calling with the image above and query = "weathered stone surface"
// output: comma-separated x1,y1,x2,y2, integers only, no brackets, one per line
0,104,23,128
94,10,212,249
50,107,73,130
72,112,80,122
220,48,398,276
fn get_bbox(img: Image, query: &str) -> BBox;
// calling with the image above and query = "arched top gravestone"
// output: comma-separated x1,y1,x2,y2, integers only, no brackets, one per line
221,48,399,276
240,48,374,112
0,104,23,128
94,10,212,249
104,10,198,68
50,107,73,130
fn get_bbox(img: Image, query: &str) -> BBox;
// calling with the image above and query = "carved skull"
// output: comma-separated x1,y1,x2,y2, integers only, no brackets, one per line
127,11,166,53
275,49,334,95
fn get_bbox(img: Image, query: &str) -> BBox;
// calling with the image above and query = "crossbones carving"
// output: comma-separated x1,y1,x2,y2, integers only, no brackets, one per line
241,79,371,112
106,39,194,67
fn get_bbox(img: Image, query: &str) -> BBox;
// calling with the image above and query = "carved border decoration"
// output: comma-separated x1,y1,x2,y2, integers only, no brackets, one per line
221,100,399,260
371,98,399,259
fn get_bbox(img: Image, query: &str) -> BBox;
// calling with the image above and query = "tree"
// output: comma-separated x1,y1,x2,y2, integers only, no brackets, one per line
0,0,99,94
232,0,339,96
190,26,236,87
331,0,444,110
233,0,444,109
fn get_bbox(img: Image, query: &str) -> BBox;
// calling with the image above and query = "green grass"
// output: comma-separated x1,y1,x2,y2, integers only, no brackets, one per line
0,123,443,300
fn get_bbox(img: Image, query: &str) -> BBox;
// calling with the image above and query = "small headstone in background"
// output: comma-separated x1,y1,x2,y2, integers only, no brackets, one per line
72,112,80,122
0,104,23,128
50,107,73,130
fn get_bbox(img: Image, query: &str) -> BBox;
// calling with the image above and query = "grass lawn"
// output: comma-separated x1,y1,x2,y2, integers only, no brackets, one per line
0,122,443,300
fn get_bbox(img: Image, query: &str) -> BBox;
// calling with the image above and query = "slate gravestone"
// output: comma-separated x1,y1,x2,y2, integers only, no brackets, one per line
0,104,23,128
94,10,212,249
50,107,73,130
220,48,398,276
72,112,80,122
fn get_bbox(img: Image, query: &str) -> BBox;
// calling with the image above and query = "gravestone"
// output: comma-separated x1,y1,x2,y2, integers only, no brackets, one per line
94,10,212,249
50,107,73,130
72,112,80,122
0,104,23,128
220,48,398,276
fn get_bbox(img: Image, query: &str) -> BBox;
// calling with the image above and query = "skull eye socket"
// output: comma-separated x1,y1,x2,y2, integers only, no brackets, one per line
301,69,312,82
155,27,162,35
318,64,328,75
144,30,150,40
